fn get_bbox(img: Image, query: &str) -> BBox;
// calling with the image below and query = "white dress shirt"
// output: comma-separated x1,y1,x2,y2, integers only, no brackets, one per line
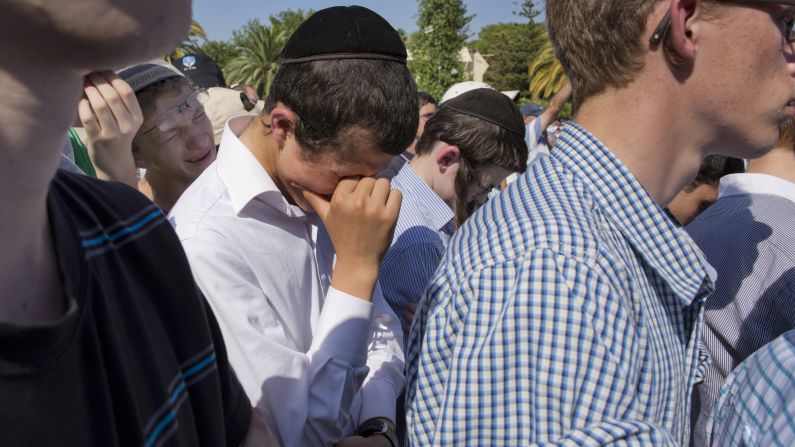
169,116,404,447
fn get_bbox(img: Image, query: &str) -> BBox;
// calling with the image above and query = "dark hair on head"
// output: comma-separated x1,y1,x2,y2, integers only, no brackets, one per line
132,76,193,154
690,155,745,189
416,106,528,225
265,59,418,156
418,91,437,108
134,76,193,120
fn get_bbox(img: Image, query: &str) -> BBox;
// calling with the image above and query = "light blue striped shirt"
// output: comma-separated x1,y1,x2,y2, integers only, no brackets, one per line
687,173,795,446
707,329,795,446
406,123,715,446
380,163,454,335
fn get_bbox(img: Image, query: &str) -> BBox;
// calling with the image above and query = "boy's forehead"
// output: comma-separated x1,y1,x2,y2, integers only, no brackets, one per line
323,136,393,169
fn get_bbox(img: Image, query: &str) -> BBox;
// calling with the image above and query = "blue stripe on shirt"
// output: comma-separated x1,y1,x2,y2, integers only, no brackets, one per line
82,210,162,248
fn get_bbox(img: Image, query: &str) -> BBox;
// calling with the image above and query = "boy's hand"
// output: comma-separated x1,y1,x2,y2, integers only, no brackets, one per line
303,177,402,301
78,71,142,187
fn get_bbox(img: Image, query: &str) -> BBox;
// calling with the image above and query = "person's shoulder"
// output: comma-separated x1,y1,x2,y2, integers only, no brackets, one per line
51,170,194,265
451,156,606,272
169,164,230,240
689,193,795,259
53,169,149,212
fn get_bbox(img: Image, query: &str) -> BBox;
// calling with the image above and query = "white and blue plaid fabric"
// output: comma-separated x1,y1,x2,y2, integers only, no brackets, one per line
707,329,795,447
406,123,715,446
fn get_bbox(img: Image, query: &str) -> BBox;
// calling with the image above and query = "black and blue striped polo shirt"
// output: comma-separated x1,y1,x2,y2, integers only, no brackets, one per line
0,170,251,446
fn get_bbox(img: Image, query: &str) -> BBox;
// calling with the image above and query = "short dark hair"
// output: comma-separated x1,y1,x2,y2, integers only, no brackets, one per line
135,76,192,120
265,59,418,156
690,155,745,189
416,106,528,224
418,91,437,108
132,76,193,154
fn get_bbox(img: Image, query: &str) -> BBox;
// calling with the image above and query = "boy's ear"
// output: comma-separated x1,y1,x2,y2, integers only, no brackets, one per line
269,106,298,146
435,144,461,172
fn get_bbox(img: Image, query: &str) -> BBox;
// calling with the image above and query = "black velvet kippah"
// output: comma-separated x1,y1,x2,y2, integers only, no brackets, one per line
280,6,407,65
442,88,526,137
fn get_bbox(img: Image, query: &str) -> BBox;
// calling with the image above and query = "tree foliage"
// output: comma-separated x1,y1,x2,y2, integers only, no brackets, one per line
223,10,312,97
200,40,241,70
165,20,209,63
224,20,285,97
408,0,471,100
528,36,567,100
518,1,568,100
472,23,539,98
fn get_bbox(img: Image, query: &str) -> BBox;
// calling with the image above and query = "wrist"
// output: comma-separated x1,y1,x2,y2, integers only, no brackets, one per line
331,258,379,302
358,417,398,447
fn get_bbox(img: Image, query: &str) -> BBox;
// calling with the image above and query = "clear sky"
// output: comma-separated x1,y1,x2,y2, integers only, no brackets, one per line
192,0,535,42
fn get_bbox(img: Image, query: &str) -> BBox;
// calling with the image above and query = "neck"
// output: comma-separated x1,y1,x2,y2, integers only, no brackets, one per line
239,118,291,201
746,147,795,184
0,64,84,325
575,82,708,207
145,171,193,214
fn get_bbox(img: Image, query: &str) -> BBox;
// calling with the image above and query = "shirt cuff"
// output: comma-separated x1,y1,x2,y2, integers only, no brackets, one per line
357,378,399,425
310,286,374,366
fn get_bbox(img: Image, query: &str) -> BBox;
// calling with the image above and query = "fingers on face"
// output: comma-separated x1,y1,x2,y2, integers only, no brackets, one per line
302,188,331,219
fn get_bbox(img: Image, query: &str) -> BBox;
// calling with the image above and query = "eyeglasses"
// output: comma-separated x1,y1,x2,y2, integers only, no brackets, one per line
141,89,209,135
650,0,795,45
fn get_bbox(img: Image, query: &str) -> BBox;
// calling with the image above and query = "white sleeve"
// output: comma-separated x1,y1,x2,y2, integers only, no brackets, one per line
353,282,405,427
181,236,372,447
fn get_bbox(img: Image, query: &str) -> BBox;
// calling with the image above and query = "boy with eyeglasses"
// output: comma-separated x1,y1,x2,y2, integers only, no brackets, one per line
119,63,216,213
406,0,795,445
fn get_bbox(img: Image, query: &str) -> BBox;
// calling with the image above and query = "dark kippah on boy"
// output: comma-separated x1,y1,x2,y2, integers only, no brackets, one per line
380,87,528,334
170,6,417,447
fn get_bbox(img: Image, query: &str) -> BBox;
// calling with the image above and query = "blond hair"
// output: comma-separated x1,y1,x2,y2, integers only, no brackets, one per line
546,0,659,101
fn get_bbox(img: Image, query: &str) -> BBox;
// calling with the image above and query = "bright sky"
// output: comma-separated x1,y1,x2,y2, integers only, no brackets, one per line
193,0,537,42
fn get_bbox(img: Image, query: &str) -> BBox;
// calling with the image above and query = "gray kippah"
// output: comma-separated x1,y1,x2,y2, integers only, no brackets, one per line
118,63,183,94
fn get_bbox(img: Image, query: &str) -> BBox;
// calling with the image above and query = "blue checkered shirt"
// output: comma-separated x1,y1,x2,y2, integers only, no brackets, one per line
380,163,454,334
405,123,715,446
707,329,795,446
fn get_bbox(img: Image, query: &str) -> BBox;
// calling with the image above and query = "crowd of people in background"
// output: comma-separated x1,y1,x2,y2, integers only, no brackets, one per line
2,0,795,446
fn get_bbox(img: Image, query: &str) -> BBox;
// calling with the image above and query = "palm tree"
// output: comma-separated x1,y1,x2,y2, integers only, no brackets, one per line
166,20,209,63
528,36,567,100
224,20,286,98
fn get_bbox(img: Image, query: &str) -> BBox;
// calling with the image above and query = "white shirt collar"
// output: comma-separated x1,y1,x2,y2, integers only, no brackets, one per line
216,116,306,218
719,173,795,204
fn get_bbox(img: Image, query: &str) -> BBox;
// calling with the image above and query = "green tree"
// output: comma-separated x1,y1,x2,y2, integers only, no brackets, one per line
200,40,241,71
512,0,567,101
165,20,209,63
409,0,471,100
472,23,538,97
225,20,285,97
528,33,567,100
223,10,312,97
269,9,313,37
